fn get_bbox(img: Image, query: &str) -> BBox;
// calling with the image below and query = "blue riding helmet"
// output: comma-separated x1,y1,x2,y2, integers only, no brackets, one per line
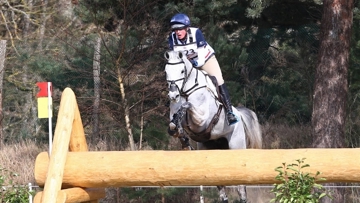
170,13,190,29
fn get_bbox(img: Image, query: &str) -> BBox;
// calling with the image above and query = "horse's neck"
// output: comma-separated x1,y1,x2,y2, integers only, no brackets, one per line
196,69,218,98
183,69,201,88
184,68,219,104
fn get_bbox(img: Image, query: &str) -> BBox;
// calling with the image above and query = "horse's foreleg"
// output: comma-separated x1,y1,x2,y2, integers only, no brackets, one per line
217,186,229,203
182,102,210,127
178,135,194,150
236,185,247,203
168,103,191,136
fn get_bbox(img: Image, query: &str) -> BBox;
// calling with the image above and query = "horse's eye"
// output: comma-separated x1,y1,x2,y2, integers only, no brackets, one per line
181,70,185,74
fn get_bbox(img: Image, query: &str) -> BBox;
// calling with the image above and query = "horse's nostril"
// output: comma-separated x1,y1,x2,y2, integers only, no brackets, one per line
170,84,177,92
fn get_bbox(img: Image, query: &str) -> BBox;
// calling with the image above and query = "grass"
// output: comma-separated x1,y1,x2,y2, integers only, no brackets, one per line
0,141,45,186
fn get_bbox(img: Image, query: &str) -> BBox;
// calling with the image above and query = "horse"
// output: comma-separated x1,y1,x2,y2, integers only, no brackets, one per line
164,50,263,203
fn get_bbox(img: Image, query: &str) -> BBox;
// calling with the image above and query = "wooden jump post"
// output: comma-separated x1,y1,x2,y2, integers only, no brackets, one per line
33,87,105,203
34,88,360,203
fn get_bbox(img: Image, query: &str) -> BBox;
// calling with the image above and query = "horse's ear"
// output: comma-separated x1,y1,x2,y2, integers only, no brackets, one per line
178,51,183,59
164,51,170,60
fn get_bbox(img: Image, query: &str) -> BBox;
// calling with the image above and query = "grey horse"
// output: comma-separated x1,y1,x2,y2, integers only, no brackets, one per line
164,50,262,203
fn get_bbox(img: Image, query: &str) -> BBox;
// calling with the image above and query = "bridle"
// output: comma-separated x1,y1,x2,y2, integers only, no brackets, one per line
166,60,207,99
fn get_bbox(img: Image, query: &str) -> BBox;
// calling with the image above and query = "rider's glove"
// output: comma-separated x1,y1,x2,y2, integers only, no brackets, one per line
190,59,198,67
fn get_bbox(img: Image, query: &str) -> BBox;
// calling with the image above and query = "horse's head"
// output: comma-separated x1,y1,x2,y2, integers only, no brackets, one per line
164,51,193,102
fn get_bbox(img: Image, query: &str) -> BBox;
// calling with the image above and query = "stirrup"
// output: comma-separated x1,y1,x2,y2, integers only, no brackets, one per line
226,112,239,126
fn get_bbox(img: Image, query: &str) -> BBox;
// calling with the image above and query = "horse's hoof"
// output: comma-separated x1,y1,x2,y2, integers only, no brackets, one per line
169,122,176,130
167,127,178,137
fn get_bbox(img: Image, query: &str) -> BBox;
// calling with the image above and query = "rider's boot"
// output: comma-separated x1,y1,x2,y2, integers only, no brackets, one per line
219,84,239,125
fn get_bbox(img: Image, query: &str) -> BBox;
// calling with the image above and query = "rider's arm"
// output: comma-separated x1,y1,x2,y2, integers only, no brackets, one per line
194,29,210,67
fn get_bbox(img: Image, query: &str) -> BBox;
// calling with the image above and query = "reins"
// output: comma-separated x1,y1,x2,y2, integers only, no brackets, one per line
181,67,207,99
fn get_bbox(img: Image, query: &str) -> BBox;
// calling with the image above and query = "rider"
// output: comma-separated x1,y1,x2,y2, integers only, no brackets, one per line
168,13,239,125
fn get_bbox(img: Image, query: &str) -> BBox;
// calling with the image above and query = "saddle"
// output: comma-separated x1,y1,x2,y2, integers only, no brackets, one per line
207,75,221,98
205,73,226,106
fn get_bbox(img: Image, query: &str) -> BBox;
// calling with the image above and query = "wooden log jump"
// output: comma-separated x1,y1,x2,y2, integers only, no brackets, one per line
35,148,360,188
34,88,105,203
33,87,360,203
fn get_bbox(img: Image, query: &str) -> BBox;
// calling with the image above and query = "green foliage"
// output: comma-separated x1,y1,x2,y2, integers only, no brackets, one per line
347,1,360,147
246,0,270,18
130,115,170,150
0,167,34,203
271,158,331,203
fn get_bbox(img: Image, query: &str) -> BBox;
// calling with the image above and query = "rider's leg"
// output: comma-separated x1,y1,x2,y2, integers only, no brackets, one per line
201,56,239,125
201,56,224,85
168,102,191,136
218,84,239,125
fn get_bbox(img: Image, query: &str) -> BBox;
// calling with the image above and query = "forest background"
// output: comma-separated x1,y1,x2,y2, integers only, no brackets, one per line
1,0,360,202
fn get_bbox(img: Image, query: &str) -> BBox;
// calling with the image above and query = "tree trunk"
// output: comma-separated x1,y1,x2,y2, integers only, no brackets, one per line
312,0,354,202
37,0,48,52
92,35,101,140
312,0,353,147
117,65,136,151
116,22,136,151
92,35,101,138
0,40,6,149
23,0,33,39
57,0,74,20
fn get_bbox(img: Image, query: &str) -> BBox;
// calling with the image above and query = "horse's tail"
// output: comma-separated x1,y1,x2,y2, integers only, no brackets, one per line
236,107,263,149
